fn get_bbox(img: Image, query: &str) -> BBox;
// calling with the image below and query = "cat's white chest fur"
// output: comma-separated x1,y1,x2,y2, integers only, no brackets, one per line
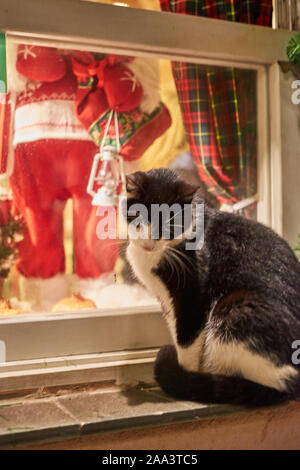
126,242,174,321
126,242,204,372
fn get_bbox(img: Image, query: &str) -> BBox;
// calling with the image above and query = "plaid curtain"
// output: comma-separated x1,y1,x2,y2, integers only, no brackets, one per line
159,0,273,206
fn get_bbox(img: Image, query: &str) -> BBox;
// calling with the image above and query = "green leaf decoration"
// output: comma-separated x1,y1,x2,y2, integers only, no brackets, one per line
287,33,300,65
0,212,24,280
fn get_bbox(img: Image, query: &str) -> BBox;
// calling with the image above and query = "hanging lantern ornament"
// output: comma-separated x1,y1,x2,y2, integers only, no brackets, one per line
72,53,172,206
87,110,126,206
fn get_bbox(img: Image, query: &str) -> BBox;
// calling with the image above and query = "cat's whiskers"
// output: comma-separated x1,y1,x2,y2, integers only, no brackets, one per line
164,209,183,225
102,238,129,257
164,245,194,288
163,251,176,283
167,245,195,274
167,245,196,288
164,250,182,289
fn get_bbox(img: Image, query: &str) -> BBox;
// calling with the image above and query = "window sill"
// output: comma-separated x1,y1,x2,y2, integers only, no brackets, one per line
2,382,300,450
0,305,170,365
0,382,249,449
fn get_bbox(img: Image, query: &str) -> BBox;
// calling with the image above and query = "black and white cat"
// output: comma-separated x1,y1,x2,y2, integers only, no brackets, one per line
123,168,300,407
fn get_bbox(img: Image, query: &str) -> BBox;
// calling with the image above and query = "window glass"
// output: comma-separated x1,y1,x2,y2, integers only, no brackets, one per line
0,41,257,317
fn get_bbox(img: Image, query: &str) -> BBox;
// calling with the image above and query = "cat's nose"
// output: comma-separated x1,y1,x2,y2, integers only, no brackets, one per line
141,240,155,252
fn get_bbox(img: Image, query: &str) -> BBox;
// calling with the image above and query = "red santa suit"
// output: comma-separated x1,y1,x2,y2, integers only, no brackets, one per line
1,44,171,310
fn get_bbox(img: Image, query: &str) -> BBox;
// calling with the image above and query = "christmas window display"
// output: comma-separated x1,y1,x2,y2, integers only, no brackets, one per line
0,41,176,314
0,40,258,317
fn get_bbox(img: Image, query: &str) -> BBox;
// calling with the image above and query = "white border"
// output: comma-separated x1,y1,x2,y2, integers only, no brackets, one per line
0,0,288,388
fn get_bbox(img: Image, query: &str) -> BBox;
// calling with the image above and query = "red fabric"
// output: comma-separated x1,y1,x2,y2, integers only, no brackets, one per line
159,0,272,207
2,46,126,280
10,140,118,278
72,53,142,113
72,53,172,160
159,0,272,25
0,197,12,225
116,105,172,161
16,45,67,82
16,57,78,109
104,66,143,112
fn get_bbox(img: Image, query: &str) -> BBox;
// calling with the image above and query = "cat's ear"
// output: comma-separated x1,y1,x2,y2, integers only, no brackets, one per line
180,183,200,204
126,172,145,199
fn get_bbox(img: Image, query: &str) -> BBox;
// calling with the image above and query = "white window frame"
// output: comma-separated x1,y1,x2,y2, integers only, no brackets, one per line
0,0,294,393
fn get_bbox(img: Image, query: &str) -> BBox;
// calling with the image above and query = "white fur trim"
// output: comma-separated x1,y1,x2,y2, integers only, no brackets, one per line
9,297,33,313
14,100,90,145
127,58,161,114
0,92,16,179
73,273,115,307
6,41,28,93
19,274,69,312
74,274,158,309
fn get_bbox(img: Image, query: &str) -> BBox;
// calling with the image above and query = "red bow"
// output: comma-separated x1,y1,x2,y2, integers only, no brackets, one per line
72,53,143,112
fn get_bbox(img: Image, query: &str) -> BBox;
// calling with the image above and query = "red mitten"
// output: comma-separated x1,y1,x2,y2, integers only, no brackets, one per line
16,45,67,82
103,65,143,112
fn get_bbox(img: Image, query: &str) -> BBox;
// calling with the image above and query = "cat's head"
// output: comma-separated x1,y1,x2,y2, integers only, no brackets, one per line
121,168,202,252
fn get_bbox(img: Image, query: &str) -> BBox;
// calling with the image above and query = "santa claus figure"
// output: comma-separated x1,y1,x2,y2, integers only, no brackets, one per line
0,42,171,311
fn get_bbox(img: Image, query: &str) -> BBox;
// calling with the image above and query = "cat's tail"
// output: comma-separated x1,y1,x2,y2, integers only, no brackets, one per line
154,345,296,407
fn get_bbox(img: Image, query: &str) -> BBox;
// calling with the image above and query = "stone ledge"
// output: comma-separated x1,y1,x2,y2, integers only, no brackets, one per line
0,383,248,448
16,400,300,450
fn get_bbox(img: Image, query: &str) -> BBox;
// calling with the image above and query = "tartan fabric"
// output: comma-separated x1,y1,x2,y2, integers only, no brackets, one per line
159,0,272,25
160,0,272,206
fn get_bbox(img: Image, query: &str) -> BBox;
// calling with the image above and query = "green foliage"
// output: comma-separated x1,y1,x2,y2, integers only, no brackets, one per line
0,215,23,280
287,33,300,65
